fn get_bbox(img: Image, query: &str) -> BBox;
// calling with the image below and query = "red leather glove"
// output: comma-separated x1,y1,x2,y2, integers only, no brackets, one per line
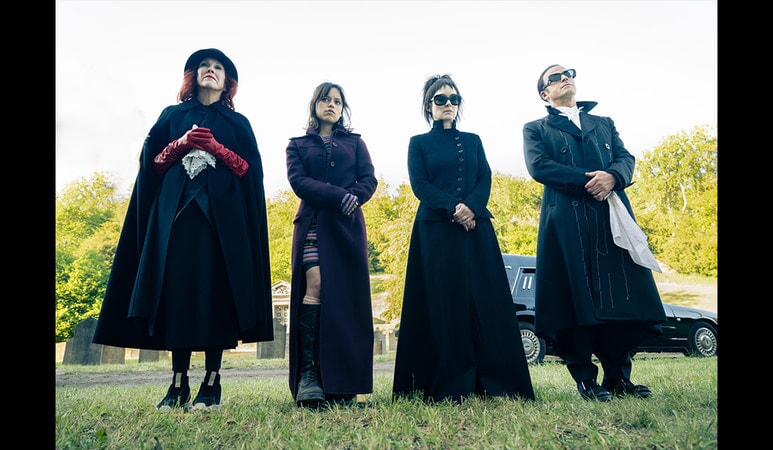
153,127,204,174
189,130,250,178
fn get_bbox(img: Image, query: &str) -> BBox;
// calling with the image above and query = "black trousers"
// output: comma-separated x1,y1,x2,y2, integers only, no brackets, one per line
556,324,636,383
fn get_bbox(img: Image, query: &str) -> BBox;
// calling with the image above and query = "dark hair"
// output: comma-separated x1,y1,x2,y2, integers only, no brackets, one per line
421,74,463,125
537,64,560,100
305,82,352,132
177,68,238,110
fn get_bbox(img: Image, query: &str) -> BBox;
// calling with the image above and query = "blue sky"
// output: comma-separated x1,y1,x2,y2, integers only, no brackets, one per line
56,1,717,198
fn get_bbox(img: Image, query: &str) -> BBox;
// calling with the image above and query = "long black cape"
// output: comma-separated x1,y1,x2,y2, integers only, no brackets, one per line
93,99,274,349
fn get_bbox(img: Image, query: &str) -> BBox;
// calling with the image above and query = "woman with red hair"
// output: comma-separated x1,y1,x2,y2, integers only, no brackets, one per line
94,48,274,411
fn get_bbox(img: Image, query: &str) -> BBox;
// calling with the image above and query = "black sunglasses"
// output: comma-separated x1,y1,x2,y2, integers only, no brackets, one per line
544,69,576,88
431,94,462,106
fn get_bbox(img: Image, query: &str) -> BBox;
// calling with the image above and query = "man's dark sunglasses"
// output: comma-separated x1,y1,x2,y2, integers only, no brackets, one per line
544,69,576,88
432,94,462,106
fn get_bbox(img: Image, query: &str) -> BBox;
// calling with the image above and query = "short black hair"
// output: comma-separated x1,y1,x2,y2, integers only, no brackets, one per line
421,74,463,125
537,64,560,99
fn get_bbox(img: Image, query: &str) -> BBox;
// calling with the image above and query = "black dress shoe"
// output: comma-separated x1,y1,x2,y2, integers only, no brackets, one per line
577,380,612,402
603,378,653,399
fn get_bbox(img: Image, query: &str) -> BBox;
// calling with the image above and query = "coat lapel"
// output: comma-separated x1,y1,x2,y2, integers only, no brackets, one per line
547,114,582,137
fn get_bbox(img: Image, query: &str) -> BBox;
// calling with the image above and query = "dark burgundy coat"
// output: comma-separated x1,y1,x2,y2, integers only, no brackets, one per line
392,121,535,403
286,127,378,398
523,102,666,348
93,99,274,349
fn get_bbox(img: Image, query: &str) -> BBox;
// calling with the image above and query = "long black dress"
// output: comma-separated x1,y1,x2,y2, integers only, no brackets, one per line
392,121,535,403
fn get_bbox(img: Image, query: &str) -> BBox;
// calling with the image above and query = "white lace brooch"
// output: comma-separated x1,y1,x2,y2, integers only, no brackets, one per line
181,149,216,179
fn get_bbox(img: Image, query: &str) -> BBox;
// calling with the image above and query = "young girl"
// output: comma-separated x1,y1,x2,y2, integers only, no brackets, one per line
285,82,378,408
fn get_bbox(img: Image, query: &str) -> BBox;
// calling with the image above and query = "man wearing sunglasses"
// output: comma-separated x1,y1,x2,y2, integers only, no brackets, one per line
522,64,667,402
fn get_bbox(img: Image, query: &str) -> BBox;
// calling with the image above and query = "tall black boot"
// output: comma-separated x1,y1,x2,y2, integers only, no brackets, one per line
296,304,324,407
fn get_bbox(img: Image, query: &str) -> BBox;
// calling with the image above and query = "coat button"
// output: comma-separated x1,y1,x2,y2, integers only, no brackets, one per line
561,147,568,153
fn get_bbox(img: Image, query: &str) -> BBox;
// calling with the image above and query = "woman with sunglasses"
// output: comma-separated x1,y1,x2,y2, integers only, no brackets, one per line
392,74,535,404
285,82,378,408
523,64,666,401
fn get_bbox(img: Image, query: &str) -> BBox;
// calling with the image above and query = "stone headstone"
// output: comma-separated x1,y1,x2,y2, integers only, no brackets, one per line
139,349,169,362
101,345,125,364
373,330,386,355
63,317,125,365
257,318,286,359
387,330,398,351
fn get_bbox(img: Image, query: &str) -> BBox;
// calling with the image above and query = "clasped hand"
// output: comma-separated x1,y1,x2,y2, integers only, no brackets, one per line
187,127,220,153
341,193,360,215
584,170,615,202
453,203,476,232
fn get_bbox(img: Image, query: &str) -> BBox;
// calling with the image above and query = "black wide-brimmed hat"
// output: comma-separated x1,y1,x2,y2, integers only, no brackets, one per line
184,48,238,82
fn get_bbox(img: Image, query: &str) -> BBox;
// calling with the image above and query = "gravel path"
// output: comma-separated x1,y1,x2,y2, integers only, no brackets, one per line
56,361,396,388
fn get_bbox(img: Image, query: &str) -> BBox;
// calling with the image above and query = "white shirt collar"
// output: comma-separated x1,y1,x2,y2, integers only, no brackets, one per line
555,105,583,130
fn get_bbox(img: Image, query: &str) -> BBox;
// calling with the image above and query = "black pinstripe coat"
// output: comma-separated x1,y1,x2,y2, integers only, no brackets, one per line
523,101,666,351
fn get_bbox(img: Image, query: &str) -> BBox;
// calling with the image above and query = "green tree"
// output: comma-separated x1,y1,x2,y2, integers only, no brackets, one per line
56,172,125,252
55,173,126,342
374,183,418,322
265,189,299,284
488,173,542,256
628,124,717,276
361,178,397,274
55,226,120,342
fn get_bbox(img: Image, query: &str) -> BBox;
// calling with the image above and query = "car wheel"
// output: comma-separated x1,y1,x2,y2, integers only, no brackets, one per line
686,321,718,357
518,322,546,365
